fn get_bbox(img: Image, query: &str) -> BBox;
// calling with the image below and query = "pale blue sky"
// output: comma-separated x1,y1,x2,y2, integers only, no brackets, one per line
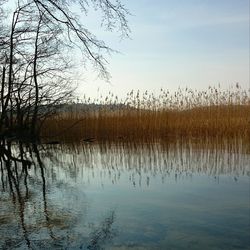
79,0,249,99
5,0,249,98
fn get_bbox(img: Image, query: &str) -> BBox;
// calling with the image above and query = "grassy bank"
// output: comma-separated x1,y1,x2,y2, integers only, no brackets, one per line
41,86,250,143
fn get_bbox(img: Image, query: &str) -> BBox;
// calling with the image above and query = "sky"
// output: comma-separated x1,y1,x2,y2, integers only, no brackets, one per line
78,0,249,99
4,0,249,99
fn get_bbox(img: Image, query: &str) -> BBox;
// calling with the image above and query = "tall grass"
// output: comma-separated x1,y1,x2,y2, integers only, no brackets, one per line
41,85,250,143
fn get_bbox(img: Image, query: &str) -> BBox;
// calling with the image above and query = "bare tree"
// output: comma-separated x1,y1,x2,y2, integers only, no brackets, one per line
0,0,130,141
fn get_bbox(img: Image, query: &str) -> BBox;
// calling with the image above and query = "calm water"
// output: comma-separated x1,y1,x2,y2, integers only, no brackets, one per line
0,141,249,249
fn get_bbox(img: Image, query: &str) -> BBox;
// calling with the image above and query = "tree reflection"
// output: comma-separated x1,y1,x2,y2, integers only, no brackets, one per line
0,142,54,248
83,211,116,250
0,142,117,249
0,141,32,248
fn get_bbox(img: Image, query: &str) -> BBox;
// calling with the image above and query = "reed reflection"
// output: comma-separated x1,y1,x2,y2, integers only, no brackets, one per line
48,140,249,188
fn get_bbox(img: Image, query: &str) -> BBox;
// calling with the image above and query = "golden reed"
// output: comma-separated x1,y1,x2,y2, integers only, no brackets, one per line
41,85,250,144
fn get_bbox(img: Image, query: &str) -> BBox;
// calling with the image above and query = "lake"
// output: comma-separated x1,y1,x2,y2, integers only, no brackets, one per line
0,140,249,249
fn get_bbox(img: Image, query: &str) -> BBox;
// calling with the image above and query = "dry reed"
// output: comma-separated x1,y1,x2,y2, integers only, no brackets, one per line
41,84,250,144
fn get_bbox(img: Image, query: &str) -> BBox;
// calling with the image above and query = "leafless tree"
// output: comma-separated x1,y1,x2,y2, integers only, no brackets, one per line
0,0,130,141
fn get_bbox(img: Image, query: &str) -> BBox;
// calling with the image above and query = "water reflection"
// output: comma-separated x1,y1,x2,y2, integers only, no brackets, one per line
48,141,249,187
0,142,117,249
0,140,249,249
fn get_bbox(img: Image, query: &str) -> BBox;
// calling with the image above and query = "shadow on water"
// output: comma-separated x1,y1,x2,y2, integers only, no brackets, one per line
0,139,249,249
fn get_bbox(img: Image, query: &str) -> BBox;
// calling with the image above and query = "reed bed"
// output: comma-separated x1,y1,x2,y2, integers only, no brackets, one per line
41,85,250,144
